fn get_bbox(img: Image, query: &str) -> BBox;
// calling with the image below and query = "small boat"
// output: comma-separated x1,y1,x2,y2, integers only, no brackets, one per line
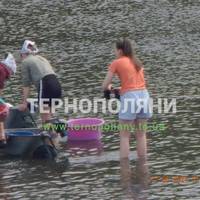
0,107,58,160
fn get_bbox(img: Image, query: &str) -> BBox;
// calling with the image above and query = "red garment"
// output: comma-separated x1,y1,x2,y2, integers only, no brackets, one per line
0,63,11,89
0,103,9,122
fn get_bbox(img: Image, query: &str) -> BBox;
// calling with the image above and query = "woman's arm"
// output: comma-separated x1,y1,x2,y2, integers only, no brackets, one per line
22,86,30,104
18,60,32,111
102,71,114,91
18,87,30,111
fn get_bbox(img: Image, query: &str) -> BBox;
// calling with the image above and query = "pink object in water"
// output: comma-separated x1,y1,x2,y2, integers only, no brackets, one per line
67,118,105,141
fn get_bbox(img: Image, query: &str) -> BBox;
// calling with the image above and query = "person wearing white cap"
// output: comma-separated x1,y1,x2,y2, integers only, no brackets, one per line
18,40,62,124
0,53,17,146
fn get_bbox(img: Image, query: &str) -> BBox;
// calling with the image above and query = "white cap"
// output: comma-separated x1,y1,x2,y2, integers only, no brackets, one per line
2,53,17,74
20,40,39,54
5,103,13,108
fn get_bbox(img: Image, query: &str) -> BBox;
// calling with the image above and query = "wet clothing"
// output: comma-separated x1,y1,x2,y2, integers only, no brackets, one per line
21,54,55,89
109,56,146,94
0,63,11,89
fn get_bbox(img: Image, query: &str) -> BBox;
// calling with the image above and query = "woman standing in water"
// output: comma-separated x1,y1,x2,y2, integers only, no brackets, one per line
102,38,152,159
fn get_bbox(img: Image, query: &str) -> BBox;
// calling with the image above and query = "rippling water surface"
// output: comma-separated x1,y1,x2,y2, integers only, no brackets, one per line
0,0,200,199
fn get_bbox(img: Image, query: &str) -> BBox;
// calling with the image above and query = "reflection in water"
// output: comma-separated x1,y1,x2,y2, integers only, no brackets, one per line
120,158,149,200
66,140,103,157
0,173,9,200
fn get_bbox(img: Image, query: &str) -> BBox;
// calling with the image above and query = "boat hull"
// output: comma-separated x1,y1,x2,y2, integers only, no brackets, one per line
1,129,57,159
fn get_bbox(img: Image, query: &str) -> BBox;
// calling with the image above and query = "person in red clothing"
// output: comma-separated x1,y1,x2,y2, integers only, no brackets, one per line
0,53,17,146
102,38,152,159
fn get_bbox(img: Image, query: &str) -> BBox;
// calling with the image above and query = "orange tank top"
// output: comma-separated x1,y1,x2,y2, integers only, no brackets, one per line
109,56,146,94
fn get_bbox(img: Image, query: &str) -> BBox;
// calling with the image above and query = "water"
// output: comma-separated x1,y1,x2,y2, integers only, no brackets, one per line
0,0,200,199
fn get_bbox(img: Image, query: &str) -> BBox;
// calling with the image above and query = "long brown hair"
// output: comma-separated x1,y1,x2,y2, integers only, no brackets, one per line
116,38,143,71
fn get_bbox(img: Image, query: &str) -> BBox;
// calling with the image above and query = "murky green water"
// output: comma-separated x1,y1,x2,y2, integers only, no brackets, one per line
0,0,200,199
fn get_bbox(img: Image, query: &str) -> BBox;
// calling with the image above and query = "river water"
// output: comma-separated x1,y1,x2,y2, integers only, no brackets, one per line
0,0,200,199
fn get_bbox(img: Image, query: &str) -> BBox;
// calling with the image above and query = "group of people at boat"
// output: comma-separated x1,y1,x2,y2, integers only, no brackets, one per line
0,38,151,159
0,40,62,146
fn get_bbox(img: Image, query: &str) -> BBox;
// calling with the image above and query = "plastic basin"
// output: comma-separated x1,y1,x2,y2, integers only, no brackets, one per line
67,118,104,141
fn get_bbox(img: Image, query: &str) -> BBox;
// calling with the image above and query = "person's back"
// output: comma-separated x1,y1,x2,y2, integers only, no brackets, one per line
109,56,146,94
22,54,55,88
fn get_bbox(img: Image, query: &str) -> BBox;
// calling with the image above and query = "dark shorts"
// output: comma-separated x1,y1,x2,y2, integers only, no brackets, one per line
38,74,62,107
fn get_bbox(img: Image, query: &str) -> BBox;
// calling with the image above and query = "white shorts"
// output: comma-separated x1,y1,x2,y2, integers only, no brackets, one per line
119,89,152,120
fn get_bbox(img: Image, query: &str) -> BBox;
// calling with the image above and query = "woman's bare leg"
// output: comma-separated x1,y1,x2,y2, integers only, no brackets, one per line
40,106,60,147
41,113,52,124
40,106,52,124
135,119,147,158
119,120,133,159
0,122,6,141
